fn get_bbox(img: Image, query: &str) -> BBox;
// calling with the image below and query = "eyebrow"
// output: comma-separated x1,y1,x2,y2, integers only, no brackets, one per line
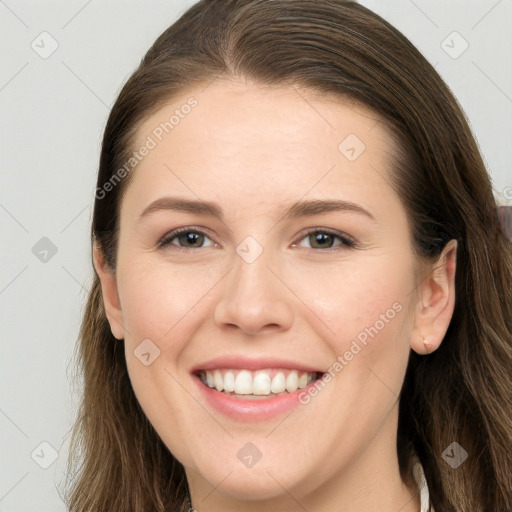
138,196,376,222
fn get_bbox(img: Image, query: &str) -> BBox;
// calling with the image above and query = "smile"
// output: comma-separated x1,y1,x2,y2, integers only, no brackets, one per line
197,368,323,398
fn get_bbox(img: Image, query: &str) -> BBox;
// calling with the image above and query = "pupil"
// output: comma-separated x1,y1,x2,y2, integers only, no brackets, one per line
181,232,202,247
312,233,332,248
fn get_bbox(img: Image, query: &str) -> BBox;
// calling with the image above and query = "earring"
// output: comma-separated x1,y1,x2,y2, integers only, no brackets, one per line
422,336,434,354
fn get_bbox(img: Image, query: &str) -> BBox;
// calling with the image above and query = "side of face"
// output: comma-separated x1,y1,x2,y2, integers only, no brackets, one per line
93,79,457,503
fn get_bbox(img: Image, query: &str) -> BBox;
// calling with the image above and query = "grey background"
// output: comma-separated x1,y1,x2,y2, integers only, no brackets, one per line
0,1,510,510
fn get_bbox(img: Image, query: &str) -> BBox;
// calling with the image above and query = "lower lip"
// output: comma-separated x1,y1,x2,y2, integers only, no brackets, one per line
192,374,321,422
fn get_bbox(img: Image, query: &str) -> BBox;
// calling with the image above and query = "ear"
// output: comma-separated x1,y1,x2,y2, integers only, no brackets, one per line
410,239,457,355
92,240,125,340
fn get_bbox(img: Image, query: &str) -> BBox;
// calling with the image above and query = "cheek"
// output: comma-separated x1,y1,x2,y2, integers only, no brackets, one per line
116,258,219,341
123,350,196,467
116,259,218,415
285,253,415,404
286,254,413,345
115,260,208,419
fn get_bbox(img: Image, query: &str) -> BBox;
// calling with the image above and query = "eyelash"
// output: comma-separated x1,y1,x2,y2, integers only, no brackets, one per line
157,226,358,252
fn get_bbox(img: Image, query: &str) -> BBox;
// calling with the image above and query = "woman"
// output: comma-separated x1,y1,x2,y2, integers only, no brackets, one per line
64,1,512,511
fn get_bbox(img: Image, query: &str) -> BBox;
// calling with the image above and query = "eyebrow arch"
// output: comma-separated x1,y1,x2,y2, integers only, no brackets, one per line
138,196,376,222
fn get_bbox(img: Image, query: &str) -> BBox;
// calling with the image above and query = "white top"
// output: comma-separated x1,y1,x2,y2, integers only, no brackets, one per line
412,455,434,512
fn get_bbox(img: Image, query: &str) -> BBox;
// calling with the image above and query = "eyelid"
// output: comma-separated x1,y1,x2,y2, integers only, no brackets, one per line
157,226,358,250
157,225,218,249
293,226,357,248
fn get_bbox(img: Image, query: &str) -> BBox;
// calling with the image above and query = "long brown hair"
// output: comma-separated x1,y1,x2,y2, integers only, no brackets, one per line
64,1,512,510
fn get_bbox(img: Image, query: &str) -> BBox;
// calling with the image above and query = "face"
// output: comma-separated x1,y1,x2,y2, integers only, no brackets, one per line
95,79,457,508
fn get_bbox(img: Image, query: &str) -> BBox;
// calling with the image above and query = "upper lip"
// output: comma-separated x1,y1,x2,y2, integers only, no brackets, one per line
190,354,325,374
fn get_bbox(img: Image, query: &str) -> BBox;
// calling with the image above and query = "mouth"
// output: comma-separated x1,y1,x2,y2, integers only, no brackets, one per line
193,368,325,399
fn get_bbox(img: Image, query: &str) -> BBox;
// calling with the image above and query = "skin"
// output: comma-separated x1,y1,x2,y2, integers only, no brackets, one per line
94,78,457,512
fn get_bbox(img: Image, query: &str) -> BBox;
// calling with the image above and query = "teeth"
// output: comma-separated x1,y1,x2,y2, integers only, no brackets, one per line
213,369,224,391
298,372,309,388
285,371,298,393
224,371,235,392
252,372,271,395
199,368,318,397
270,371,286,393
235,370,252,394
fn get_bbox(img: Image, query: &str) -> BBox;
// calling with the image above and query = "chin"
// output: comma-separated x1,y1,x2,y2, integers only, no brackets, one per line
197,463,304,502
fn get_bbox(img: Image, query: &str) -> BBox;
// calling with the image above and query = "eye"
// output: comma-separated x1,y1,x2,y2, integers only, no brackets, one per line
157,227,217,250
157,227,357,252
293,228,357,251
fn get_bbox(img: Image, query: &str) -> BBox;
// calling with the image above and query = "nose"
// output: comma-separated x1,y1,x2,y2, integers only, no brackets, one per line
213,245,294,336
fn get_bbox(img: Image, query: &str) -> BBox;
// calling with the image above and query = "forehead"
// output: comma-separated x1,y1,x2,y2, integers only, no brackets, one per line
125,80,398,217
133,79,390,152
